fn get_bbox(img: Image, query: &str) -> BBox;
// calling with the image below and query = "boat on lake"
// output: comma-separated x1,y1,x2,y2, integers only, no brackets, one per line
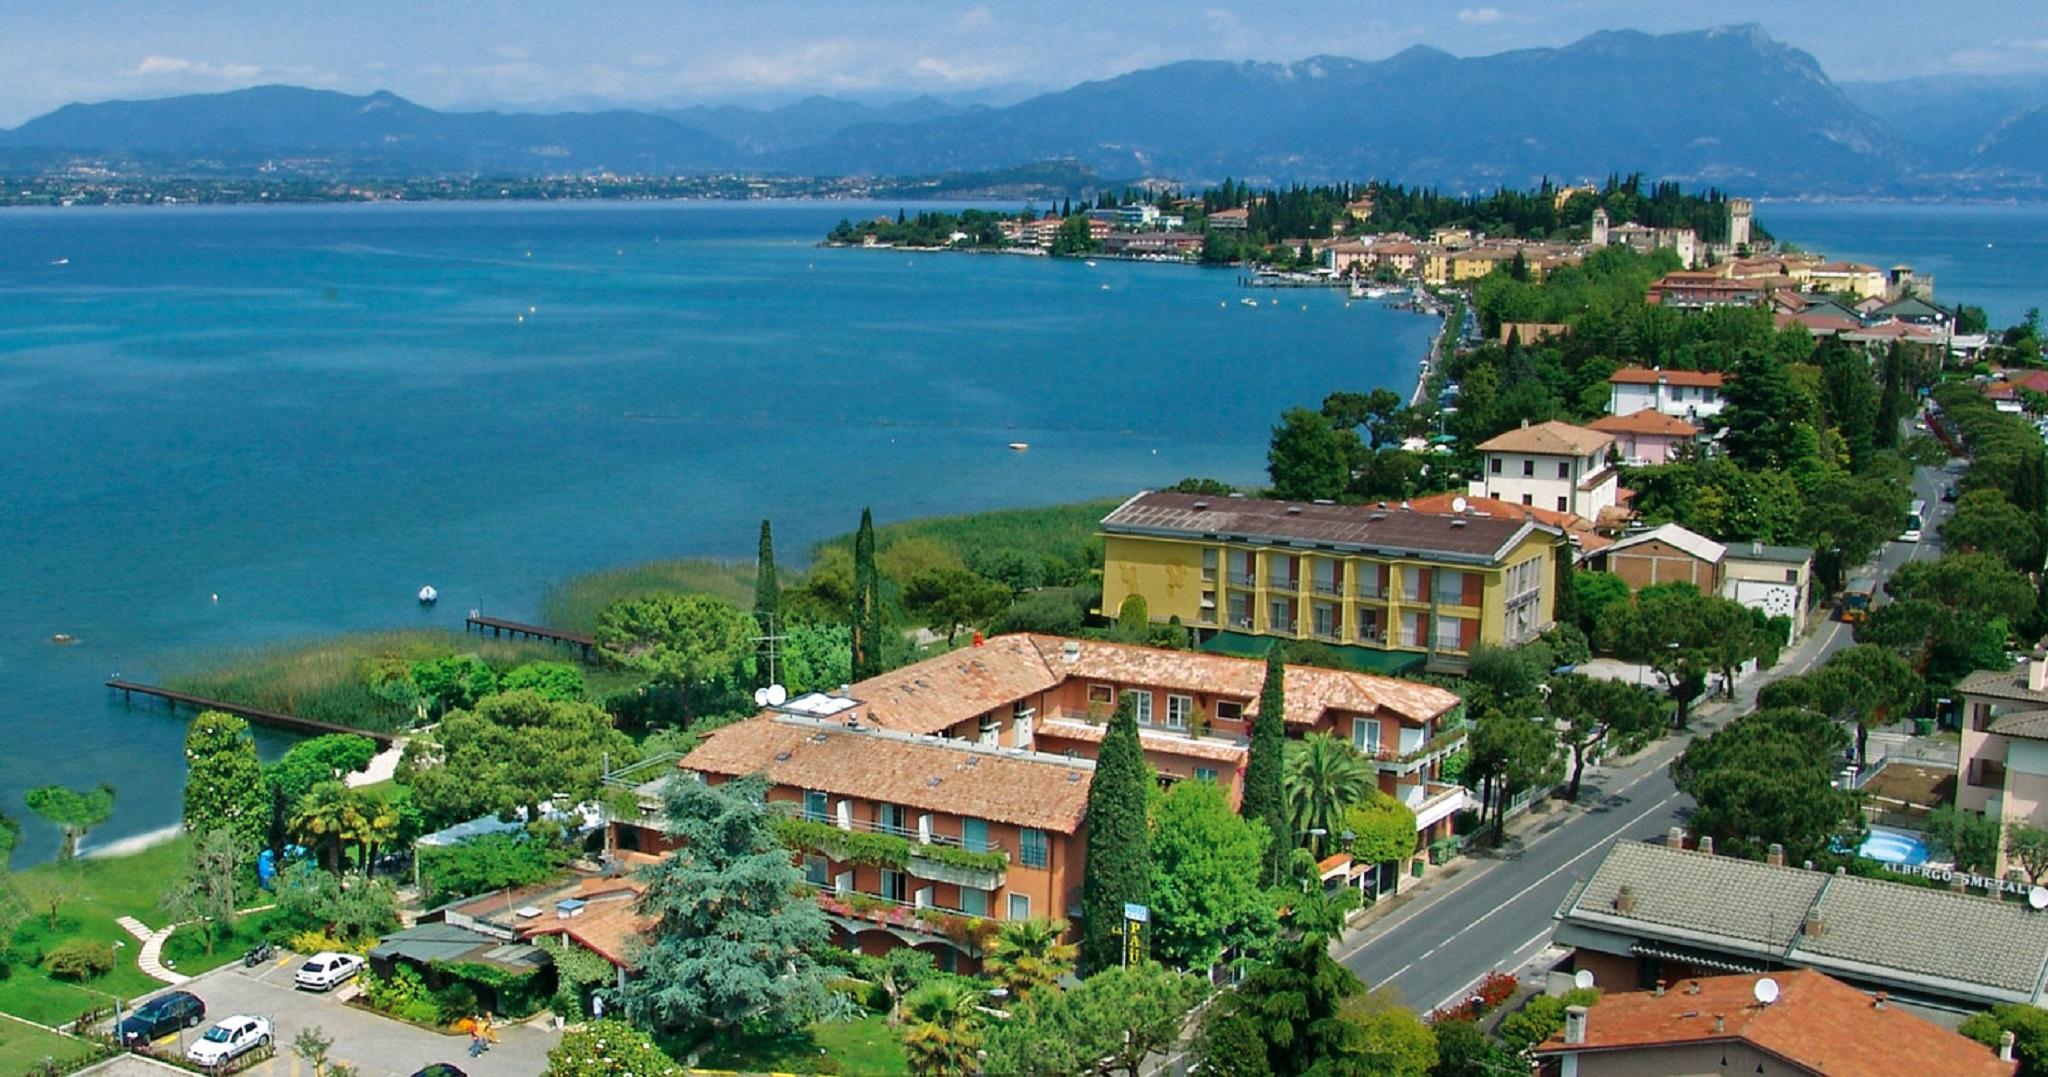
418,585,438,606
1008,442,1030,452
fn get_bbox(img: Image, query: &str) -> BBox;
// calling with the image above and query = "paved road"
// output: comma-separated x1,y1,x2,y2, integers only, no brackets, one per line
1336,460,1953,1012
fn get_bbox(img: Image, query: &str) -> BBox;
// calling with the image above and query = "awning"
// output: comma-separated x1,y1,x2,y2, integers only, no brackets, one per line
1630,940,1768,975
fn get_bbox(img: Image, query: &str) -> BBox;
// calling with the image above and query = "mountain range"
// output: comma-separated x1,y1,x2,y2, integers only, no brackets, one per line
2,24,2043,195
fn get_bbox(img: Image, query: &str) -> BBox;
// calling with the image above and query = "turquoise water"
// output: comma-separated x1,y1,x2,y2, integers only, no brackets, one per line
1762,201,2048,327
0,201,1437,861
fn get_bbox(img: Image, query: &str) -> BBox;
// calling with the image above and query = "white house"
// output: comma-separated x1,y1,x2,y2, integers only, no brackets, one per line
1469,420,1619,521
1607,367,1727,421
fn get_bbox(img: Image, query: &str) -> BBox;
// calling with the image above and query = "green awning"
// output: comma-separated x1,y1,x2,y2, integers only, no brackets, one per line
1198,632,1426,676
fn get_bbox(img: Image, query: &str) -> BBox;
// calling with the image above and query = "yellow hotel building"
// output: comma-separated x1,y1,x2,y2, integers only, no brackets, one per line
1100,491,1567,673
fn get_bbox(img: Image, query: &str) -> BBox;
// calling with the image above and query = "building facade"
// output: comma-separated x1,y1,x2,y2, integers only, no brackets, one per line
1957,654,2048,877
1587,409,1698,466
1470,421,1620,521
1099,492,1566,671
1607,367,1726,421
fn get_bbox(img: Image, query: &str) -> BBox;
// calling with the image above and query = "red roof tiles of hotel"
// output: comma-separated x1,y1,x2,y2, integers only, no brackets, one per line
1589,409,1700,437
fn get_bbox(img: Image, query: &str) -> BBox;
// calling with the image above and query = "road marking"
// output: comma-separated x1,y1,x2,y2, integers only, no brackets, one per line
1429,927,1557,1012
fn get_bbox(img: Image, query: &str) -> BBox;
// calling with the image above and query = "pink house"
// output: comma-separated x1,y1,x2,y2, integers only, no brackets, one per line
1588,409,1699,466
1958,653,2048,878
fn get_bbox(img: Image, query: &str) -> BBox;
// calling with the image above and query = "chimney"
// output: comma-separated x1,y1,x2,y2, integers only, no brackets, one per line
1667,826,1686,849
1687,980,1702,996
1655,979,1667,997
1615,885,1638,915
1766,843,1785,867
1564,1006,1588,1045
2003,1030,2018,1062
1873,991,1887,1011
1803,910,1824,938
2031,654,2048,694
1713,1014,1725,1034
1698,836,1714,856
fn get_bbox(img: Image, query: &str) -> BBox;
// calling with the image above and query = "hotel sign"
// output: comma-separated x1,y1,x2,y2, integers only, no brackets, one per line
1123,903,1149,966
1882,862,2032,896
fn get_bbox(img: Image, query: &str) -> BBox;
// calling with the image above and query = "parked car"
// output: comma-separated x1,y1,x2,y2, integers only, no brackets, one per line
294,951,365,991
1942,484,1959,502
411,1066,468,1077
116,990,205,1046
186,1015,271,1067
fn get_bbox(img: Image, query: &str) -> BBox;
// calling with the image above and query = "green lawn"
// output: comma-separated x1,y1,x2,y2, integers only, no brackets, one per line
0,1016,100,1074
0,838,193,1027
161,907,291,978
688,1015,908,1076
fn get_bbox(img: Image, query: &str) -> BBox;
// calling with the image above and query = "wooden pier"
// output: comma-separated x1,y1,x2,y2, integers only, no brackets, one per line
464,614,596,658
107,680,396,746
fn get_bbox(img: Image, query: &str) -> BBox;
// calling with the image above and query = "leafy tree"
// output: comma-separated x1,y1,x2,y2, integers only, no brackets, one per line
25,783,116,861
1806,644,1922,767
501,662,588,702
755,519,781,689
1286,733,1375,852
1672,707,1858,862
417,830,572,903
410,654,499,716
984,918,1077,1000
1081,696,1152,972
1549,674,1662,800
1429,1017,1514,1077
900,980,984,1077
1194,936,1363,1076
161,827,256,956
1498,989,1600,1055
1268,407,1353,502
14,867,84,930
291,1026,335,1077
1925,805,2001,875
1466,712,1559,840
1149,779,1274,972
291,780,363,874
272,860,399,940
543,1019,683,1076
1596,583,1750,727
1571,572,1631,634
1960,1004,2048,1077
971,547,1049,594
1720,349,1805,471
780,620,853,695
1244,651,1291,886
852,508,883,681
1332,987,1438,1075
627,774,828,1036
183,710,269,851
1343,789,1418,872
982,962,1209,1077
596,592,755,688
903,567,1012,645
1941,489,2047,573
399,689,638,827
2009,822,2048,883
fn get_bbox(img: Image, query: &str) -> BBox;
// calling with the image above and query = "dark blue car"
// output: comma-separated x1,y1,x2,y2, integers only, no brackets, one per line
115,990,204,1046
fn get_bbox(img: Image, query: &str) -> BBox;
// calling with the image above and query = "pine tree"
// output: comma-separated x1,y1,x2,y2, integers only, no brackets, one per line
183,711,269,853
1081,695,1152,973
1242,650,1291,886
755,519,780,690
851,508,881,681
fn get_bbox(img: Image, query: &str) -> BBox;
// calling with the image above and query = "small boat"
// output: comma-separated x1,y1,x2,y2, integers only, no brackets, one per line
1008,442,1030,452
1100,284,1111,290
1239,297,1259,308
418,586,439,606
51,633,75,644
1084,260,1097,267
49,258,69,266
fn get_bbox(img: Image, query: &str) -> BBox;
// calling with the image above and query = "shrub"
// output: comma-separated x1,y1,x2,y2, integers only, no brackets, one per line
288,929,371,957
431,982,479,1025
361,965,443,1026
43,940,115,981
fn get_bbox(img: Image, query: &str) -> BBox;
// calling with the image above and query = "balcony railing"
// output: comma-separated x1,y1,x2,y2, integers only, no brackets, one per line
1371,726,1469,774
772,815,1012,884
1228,572,1257,587
1312,581,1343,597
809,888,1002,954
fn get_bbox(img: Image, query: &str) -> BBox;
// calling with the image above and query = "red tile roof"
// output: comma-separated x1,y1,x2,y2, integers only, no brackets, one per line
1589,409,1700,437
1533,969,2014,1076
1475,420,1614,457
1609,367,1725,388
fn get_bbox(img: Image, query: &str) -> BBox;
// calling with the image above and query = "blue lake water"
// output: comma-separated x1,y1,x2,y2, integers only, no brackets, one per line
0,201,1437,861
1761,201,2048,327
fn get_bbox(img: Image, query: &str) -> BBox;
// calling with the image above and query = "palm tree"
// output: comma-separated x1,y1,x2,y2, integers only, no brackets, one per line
1284,733,1374,854
983,918,1076,999
900,980,983,1076
291,781,361,873
350,789,400,878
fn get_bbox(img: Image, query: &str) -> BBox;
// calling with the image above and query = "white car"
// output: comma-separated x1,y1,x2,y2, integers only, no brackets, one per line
186,1015,270,1067
294,951,365,991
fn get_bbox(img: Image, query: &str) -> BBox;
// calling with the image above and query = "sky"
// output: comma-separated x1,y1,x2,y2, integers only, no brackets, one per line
1,0,2044,127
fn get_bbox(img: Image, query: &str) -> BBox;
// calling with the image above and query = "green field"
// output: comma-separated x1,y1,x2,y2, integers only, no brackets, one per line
0,1015,100,1074
815,499,1122,569
0,838,194,1027
687,1014,907,1076
160,907,291,978
540,559,767,634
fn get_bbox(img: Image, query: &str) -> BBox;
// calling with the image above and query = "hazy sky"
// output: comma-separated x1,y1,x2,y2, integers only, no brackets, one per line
2,0,2043,126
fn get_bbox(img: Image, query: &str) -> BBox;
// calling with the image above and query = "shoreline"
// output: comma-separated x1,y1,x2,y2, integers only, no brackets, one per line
81,822,183,861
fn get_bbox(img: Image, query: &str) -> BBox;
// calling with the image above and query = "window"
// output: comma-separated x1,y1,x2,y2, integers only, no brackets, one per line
1201,548,1217,582
1228,593,1252,629
1124,690,1154,725
1352,717,1382,757
880,869,908,903
1020,828,1049,869
1785,569,1799,584
1556,461,1569,479
1400,566,1425,603
1489,457,1501,475
803,790,829,822
962,818,989,853
1522,494,1533,506
1436,615,1467,651
1008,893,1031,920
1229,551,1255,587
1268,597,1294,632
1356,564,1384,600
1972,704,1994,733
1556,496,1568,512
1358,608,1384,642
1433,570,1465,605
1522,459,1535,477
1313,603,1338,638
960,887,989,916
1087,683,1115,707
877,803,909,837
1194,767,1219,782
1166,694,1193,730
1216,700,1245,723
804,855,829,886
1400,611,1426,648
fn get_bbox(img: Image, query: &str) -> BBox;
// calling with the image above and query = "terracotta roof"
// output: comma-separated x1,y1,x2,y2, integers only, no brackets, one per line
1589,409,1700,437
1476,420,1614,457
847,634,1060,736
1533,969,2015,1076
1404,492,1588,534
1035,719,1249,764
681,714,1095,832
1609,367,1725,388
1958,661,2048,708
519,876,652,970
1101,490,1554,564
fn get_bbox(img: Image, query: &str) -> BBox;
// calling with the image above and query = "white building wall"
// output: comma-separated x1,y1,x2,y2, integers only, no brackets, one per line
1470,451,1618,519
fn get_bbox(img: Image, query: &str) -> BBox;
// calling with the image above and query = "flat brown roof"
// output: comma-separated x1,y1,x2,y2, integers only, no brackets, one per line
1101,491,1553,564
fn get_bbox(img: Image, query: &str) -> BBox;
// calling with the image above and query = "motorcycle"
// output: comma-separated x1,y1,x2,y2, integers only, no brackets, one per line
241,941,275,968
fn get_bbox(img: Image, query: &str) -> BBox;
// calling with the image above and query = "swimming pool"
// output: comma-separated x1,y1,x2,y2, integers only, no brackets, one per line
1859,826,1931,866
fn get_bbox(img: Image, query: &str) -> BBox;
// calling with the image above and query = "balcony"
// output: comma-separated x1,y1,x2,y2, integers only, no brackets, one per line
810,889,1001,955
1268,576,1299,593
1367,726,1468,776
908,846,1009,891
1228,572,1257,587
1311,580,1343,597
772,815,1012,890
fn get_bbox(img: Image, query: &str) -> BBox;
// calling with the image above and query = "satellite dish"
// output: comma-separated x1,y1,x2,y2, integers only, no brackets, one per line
1753,977,1780,1005
1452,496,1470,514
1573,969,1596,990
753,687,770,707
2030,886,2048,911
766,684,788,707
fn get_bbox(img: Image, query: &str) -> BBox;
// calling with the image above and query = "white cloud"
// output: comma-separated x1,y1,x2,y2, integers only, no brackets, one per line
1944,36,2048,74
131,55,260,80
1456,8,1503,25
954,6,994,31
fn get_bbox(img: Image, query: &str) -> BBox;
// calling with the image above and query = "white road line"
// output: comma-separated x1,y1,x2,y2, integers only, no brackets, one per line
1429,927,1557,1013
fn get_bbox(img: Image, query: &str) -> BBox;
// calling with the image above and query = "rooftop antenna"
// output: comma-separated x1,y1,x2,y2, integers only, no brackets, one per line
751,610,788,692
1753,977,1780,1006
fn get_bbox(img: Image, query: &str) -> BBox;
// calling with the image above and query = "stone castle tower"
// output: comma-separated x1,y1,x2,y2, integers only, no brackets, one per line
1590,206,1610,248
1728,198,1753,250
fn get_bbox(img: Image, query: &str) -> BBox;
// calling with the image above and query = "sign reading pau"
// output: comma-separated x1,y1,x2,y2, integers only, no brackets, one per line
1123,903,1149,967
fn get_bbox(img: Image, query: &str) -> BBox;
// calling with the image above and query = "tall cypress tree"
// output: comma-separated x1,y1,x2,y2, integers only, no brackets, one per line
1242,650,1291,886
1081,695,1151,973
754,519,780,690
851,509,880,681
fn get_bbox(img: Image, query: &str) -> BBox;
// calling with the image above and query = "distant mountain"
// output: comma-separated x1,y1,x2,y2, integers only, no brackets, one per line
3,27,2042,195
771,25,1907,193
0,85,736,174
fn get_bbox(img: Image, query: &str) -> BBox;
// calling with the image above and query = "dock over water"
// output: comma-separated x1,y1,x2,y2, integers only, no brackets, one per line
464,614,596,658
107,679,397,746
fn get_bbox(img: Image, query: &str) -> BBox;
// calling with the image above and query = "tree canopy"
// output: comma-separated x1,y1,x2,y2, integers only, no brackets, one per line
183,710,269,852
1672,707,1859,862
398,689,638,828
1149,778,1274,972
1080,695,1152,972
596,592,755,687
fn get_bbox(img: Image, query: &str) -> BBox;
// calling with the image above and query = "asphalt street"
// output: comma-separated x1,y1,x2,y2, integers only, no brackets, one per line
1335,459,1953,1013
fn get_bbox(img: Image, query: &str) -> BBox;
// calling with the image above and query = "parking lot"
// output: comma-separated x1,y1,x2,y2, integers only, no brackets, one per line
124,955,558,1077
